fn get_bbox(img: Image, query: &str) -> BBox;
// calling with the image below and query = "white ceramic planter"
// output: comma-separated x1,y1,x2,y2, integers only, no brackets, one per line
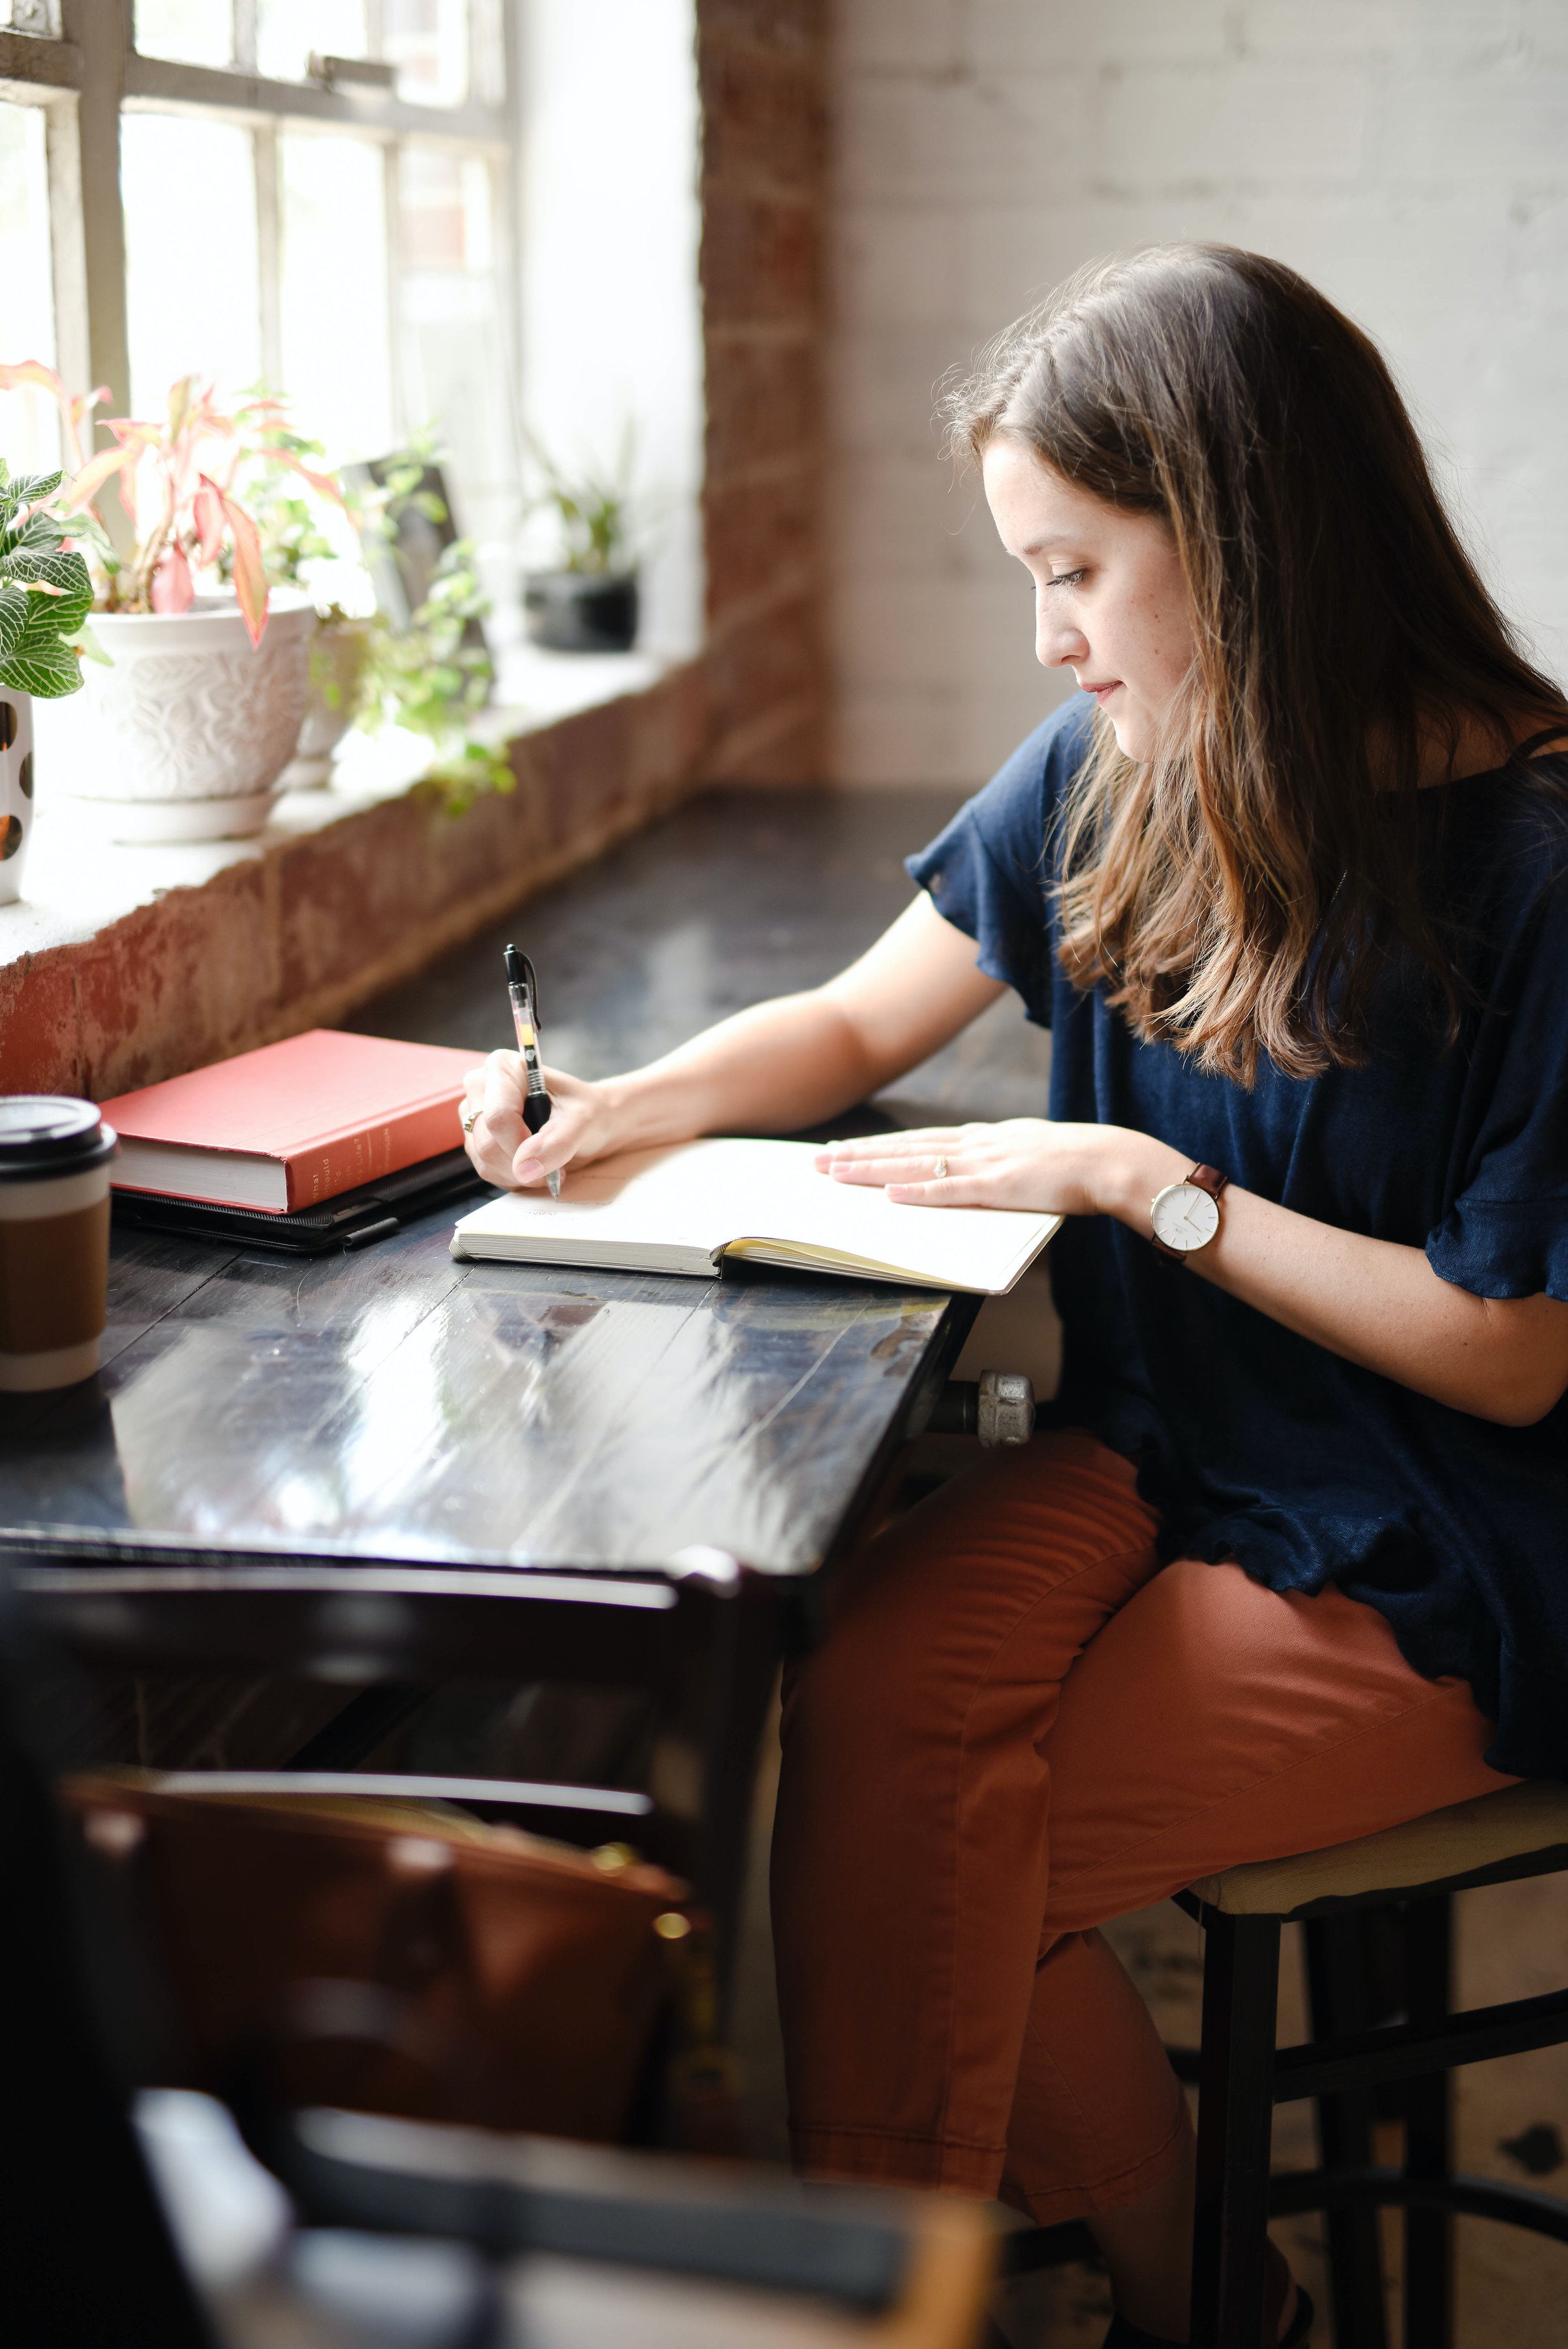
0,686,33,905
35,588,314,842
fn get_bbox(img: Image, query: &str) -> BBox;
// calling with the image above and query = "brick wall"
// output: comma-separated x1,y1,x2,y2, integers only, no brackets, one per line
698,0,829,783
830,0,1568,786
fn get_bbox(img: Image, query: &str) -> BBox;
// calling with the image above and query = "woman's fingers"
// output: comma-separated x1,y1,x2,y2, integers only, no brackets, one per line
461,1052,526,1184
508,1069,598,1187
884,1174,989,1205
823,1152,963,1188
812,1127,966,1172
463,1052,598,1190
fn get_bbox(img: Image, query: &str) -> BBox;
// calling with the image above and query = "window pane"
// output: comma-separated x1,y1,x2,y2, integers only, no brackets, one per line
383,0,468,109
122,114,262,414
398,146,515,544
134,0,232,67
279,133,393,461
256,0,367,84
0,100,58,472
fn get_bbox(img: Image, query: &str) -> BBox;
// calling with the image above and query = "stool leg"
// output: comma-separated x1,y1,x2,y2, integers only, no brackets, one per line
1191,1910,1281,2349
1400,1894,1453,2349
1304,1914,1389,2349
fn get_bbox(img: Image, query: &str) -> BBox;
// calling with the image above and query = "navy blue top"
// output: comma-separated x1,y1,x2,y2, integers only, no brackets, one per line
907,696,1568,1779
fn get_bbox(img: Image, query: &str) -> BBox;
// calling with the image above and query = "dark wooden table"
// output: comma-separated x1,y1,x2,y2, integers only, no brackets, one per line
0,1221,964,1577
0,788,1052,1948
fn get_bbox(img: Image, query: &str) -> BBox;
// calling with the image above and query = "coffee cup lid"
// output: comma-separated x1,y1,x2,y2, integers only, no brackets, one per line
0,1096,117,1179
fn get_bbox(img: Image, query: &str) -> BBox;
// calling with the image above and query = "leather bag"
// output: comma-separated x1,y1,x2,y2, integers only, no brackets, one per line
60,1773,696,2145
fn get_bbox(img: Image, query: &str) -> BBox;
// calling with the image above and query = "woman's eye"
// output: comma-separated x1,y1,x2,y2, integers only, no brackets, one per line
1047,569,1086,589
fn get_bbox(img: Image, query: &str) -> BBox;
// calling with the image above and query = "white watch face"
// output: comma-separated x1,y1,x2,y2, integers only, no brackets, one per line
1151,1180,1221,1252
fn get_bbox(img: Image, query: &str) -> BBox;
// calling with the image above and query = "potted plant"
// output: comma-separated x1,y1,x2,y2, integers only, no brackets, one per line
4,365,337,842
0,459,95,905
522,427,640,654
357,526,514,812
243,446,375,790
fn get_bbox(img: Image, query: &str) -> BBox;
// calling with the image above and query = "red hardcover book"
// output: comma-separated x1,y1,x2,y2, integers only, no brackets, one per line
100,1030,487,1213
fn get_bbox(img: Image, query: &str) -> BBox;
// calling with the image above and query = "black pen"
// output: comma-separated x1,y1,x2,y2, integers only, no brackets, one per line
504,944,561,1198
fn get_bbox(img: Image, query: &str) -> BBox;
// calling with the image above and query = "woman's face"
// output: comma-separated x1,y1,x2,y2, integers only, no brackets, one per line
982,435,1195,762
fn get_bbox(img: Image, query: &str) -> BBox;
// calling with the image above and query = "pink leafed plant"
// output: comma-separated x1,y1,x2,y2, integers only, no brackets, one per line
0,363,341,645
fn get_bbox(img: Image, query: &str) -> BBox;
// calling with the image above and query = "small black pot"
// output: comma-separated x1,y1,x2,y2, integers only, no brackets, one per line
523,570,639,654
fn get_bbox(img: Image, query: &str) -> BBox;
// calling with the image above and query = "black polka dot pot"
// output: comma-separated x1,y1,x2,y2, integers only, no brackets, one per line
0,691,33,905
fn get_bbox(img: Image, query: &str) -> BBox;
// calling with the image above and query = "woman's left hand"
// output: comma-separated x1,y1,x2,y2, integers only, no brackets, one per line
814,1119,1153,1220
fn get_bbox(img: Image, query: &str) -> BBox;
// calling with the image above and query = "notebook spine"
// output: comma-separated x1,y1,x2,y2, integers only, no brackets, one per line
283,1097,466,1210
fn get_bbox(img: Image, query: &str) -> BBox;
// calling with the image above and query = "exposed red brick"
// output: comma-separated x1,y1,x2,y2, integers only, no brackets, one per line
0,951,80,1094
705,462,820,619
275,795,433,1007
705,337,820,485
415,763,552,910
74,859,279,1098
704,594,822,734
626,666,712,803
701,194,821,328
713,709,826,786
701,43,823,193
696,0,827,771
699,0,825,55
525,696,636,848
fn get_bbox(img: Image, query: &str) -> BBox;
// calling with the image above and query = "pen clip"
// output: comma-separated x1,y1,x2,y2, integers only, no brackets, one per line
504,944,543,1039
518,954,542,1035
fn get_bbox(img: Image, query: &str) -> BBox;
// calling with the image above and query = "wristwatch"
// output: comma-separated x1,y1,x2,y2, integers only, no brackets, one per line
1150,1163,1229,1261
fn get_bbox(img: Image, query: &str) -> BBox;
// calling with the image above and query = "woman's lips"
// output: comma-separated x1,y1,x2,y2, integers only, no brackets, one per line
1084,682,1122,707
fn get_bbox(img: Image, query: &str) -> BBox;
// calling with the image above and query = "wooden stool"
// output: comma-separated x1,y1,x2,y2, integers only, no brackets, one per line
1186,1779,1568,2346
1000,1782,1568,2348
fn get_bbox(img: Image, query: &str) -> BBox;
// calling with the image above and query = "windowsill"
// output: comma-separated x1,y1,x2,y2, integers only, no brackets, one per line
1,644,671,966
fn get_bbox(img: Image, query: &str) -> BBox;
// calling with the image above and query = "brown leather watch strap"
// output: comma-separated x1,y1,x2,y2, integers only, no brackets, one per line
1150,1163,1230,1261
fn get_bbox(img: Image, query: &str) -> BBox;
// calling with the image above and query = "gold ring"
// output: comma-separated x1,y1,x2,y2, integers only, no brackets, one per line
934,1155,948,1179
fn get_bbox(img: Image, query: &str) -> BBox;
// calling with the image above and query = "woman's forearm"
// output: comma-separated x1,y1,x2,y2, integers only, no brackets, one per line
601,992,888,1148
823,1118,1568,1426
465,893,1009,1193
1103,1131,1568,1426
600,895,1006,1150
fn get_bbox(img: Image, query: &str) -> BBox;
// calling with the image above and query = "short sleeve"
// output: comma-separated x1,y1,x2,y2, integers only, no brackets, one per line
904,696,1094,1029
1426,835,1568,1302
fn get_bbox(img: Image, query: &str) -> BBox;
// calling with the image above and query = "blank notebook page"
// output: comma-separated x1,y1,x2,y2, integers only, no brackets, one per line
452,1138,1060,1295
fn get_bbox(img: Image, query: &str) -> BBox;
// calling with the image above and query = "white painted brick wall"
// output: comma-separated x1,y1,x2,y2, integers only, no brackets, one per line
829,0,1568,785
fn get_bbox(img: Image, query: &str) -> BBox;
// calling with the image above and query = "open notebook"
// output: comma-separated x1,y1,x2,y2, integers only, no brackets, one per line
450,1137,1060,1295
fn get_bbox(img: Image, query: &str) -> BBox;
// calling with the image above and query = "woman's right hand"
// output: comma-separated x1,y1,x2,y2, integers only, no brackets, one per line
461,1052,625,1191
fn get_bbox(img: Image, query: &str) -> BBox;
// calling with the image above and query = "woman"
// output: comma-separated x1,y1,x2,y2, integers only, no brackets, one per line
463,246,1568,2346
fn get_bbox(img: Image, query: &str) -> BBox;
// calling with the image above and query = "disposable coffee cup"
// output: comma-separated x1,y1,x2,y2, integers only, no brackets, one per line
0,1097,117,1392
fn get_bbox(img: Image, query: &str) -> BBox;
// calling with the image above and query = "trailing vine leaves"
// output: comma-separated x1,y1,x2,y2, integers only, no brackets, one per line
356,457,514,812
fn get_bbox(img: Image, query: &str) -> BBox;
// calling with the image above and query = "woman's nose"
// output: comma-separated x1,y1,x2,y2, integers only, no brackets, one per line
1036,604,1088,670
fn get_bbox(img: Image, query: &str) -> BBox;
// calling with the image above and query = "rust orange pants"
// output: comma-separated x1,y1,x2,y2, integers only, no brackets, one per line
771,1431,1513,2224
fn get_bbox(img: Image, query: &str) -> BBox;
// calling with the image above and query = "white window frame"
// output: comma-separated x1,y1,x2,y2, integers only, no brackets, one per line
0,0,517,509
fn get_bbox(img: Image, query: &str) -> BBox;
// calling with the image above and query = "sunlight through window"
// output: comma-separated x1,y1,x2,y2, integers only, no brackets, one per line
0,102,58,472
132,0,231,68
384,0,469,109
122,113,262,413
280,132,395,461
256,0,368,84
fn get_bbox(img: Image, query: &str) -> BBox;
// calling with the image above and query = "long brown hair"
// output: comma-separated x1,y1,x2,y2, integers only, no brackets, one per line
943,245,1568,1082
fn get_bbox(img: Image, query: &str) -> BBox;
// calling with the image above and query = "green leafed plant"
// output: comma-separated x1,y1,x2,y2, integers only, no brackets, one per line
526,423,638,577
0,461,96,698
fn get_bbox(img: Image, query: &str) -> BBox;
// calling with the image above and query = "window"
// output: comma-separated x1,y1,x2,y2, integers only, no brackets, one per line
0,1,517,549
